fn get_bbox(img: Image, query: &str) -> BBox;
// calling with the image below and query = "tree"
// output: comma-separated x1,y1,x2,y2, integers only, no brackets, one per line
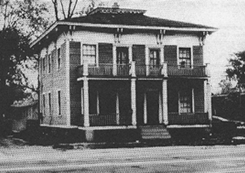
51,0,105,21
0,0,50,122
218,79,235,94
226,51,245,88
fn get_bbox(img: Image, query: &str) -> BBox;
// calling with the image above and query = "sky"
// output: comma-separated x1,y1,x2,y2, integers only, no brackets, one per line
97,0,245,93
3,0,245,93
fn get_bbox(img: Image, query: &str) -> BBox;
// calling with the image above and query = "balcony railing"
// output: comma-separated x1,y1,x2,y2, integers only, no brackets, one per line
135,65,164,77
168,112,209,125
77,62,208,78
89,114,117,126
166,60,209,77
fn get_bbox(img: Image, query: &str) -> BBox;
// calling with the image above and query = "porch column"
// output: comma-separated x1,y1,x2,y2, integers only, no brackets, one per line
129,46,132,62
116,93,120,125
83,77,90,127
113,45,117,76
131,78,137,126
207,81,212,121
162,79,168,125
144,92,147,124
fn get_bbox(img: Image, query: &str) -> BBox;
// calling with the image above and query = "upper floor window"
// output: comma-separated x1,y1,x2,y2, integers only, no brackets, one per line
83,44,96,65
179,89,193,114
116,47,129,64
149,49,160,67
57,48,61,69
179,48,191,68
42,58,45,72
48,54,51,73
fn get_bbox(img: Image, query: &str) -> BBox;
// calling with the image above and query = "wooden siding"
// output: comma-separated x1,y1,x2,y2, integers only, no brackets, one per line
164,45,177,65
193,46,203,66
98,43,113,64
132,45,145,65
69,41,81,125
41,42,67,126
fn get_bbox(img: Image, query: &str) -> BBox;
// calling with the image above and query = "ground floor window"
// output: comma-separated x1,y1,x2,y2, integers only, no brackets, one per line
58,90,61,115
179,89,193,113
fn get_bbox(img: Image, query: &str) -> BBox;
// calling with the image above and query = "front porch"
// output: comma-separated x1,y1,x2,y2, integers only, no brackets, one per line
77,79,211,127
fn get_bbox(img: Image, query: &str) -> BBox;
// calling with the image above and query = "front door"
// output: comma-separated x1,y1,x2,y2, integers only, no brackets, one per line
147,91,159,125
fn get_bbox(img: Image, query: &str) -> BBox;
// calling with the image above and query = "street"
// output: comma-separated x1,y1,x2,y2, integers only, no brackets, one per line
1,144,245,172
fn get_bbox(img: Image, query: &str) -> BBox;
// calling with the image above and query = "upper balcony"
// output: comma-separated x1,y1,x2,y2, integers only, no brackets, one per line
77,62,209,79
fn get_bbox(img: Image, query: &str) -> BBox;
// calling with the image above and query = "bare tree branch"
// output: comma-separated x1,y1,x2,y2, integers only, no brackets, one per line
67,0,72,18
70,0,78,18
59,0,67,19
51,0,59,21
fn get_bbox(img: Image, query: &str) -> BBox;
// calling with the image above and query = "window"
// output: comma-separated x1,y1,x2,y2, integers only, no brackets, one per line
179,89,193,113
179,48,191,68
58,90,61,115
48,93,51,116
43,94,45,116
82,44,96,64
149,49,160,67
48,54,51,73
42,58,45,72
116,47,129,64
57,48,61,69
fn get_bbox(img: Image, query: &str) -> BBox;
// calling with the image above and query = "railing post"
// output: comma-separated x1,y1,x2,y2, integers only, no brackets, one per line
83,62,88,76
205,63,210,77
113,45,117,76
161,62,168,77
130,61,136,77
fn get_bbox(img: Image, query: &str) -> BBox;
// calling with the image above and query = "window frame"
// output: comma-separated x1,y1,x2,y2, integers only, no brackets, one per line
57,48,61,70
178,88,194,114
82,44,97,65
178,47,193,69
48,92,51,116
48,54,51,73
42,93,45,116
57,90,61,116
149,48,161,67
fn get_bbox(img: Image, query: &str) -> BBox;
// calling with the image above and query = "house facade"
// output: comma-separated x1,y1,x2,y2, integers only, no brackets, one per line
31,5,216,142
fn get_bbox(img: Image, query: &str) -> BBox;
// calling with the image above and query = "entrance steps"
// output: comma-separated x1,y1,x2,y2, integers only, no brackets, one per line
139,125,171,140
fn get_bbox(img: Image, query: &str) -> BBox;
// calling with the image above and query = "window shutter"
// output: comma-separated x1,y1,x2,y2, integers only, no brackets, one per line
70,42,81,64
98,43,113,64
193,46,203,66
164,45,177,66
132,45,145,65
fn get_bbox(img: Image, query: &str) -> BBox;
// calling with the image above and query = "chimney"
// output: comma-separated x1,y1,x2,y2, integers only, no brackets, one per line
112,2,119,9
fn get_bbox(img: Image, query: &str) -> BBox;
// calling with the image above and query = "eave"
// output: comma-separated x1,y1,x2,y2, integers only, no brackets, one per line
30,21,218,50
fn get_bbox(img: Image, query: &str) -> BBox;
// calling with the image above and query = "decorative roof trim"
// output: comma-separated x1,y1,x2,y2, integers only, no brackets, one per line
88,7,146,15
31,21,217,48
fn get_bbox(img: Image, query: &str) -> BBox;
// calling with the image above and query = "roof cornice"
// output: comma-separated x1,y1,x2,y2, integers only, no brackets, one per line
31,21,218,48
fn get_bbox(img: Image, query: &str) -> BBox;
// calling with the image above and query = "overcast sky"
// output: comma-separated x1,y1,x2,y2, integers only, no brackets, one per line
98,0,245,93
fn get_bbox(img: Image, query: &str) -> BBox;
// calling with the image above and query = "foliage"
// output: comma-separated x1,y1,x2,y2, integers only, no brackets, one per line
226,51,245,88
218,79,235,94
0,0,50,118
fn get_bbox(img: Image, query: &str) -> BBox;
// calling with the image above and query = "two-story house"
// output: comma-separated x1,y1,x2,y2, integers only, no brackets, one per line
31,4,217,142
